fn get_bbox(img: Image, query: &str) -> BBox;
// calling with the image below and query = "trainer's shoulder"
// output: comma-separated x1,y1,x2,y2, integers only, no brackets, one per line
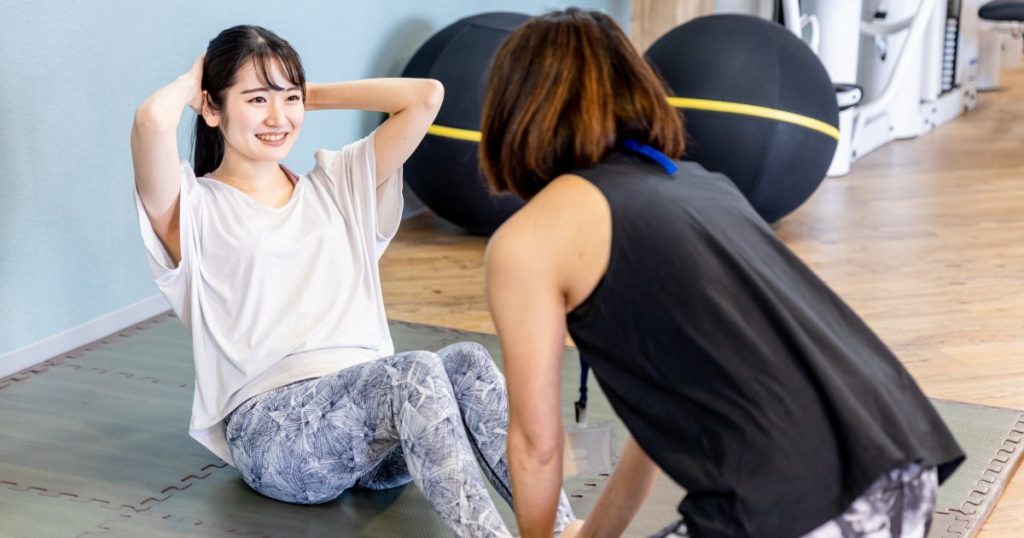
528,174,608,220
493,174,609,254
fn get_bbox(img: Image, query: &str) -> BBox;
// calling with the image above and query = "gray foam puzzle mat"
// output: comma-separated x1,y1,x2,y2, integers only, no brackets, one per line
0,313,1020,537
560,399,1024,537
927,400,1024,537
0,484,123,538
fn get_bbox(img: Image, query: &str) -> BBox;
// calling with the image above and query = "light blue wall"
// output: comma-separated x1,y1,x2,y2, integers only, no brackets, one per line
0,1,630,356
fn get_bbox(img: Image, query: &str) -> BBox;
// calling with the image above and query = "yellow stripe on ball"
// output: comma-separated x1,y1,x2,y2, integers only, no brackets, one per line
425,97,840,142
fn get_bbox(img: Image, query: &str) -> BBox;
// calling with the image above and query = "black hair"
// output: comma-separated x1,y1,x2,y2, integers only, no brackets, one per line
193,25,306,177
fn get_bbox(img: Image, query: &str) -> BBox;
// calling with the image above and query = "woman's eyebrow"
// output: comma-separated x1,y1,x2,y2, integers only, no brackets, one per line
240,85,300,94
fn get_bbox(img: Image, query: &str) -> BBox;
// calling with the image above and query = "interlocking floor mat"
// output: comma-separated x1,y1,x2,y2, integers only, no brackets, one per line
0,314,1019,537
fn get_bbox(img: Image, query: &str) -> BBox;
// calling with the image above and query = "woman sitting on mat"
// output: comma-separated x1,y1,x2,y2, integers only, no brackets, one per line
130,25,575,537
481,9,964,538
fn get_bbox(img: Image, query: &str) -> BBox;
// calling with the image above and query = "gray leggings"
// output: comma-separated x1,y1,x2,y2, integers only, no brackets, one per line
225,342,575,537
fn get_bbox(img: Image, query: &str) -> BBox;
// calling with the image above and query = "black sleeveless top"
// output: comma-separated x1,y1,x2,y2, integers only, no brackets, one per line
566,152,963,538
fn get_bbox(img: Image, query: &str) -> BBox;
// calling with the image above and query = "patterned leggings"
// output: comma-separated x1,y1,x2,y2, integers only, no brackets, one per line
225,342,575,537
651,463,938,538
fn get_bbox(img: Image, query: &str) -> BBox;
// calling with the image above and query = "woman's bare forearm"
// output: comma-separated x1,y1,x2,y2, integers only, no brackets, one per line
304,78,442,114
309,78,443,180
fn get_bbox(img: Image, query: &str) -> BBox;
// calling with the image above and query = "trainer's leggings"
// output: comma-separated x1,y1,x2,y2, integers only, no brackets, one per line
651,462,938,538
226,342,575,537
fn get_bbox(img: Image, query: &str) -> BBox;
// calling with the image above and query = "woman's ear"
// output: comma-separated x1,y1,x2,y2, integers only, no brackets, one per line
201,91,221,128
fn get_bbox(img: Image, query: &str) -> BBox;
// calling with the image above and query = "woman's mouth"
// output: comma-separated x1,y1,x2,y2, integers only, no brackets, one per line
255,132,288,146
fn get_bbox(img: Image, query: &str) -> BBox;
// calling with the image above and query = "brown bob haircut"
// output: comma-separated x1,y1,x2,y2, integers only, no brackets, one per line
480,8,685,200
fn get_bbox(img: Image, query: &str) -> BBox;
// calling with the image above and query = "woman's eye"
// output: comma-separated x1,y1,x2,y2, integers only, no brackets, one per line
287,95,302,102
248,96,266,104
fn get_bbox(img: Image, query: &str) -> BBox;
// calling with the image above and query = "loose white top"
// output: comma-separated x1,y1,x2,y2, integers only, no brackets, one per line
134,133,402,465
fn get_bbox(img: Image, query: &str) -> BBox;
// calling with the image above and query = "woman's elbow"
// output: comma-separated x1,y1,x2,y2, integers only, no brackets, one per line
133,104,173,134
421,78,444,110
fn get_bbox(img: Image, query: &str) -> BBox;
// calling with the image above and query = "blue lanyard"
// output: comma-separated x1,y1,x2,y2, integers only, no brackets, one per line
621,139,678,175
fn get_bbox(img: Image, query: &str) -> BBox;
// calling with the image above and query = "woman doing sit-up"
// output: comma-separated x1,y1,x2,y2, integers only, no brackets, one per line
131,24,575,537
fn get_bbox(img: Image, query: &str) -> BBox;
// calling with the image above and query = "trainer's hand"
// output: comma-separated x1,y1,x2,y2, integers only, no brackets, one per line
560,520,586,538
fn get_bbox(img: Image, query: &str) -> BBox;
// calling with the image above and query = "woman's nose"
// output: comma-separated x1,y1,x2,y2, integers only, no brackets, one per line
266,101,286,126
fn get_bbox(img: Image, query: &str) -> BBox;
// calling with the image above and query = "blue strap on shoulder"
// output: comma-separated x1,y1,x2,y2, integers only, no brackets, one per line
622,139,678,175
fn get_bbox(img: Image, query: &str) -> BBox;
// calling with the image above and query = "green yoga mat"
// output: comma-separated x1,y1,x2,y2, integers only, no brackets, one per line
0,314,1020,537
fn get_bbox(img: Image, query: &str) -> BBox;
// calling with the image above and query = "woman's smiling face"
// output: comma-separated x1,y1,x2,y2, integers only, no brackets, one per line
203,58,304,165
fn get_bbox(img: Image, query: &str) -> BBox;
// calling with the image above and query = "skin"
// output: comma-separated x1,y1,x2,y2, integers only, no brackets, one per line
485,175,661,538
131,52,443,266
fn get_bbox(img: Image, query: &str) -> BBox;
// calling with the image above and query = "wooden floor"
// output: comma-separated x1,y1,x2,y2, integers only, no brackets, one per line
379,69,1024,536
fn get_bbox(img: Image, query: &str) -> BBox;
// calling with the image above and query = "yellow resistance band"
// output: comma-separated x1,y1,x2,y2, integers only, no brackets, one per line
426,97,840,142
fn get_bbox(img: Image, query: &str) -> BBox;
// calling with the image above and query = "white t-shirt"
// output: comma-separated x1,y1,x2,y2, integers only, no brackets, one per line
134,133,403,465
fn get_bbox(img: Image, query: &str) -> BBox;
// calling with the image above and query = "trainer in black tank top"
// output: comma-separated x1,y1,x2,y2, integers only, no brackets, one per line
565,151,964,538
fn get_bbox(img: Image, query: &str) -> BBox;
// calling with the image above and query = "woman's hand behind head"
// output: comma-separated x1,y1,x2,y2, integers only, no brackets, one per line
186,53,205,114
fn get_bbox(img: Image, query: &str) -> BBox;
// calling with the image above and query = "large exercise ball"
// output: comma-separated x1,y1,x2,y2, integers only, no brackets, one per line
401,12,529,235
646,15,840,222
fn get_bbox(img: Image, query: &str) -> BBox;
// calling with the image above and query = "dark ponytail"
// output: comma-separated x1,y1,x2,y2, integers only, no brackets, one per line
193,115,225,178
192,25,306,177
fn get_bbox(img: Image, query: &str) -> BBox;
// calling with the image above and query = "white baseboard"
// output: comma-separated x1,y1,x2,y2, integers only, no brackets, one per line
0,294,171,378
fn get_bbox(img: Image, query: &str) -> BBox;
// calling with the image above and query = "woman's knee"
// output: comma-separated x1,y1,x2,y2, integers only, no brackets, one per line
390,350,452,388
395,349,444,370
437,342,501,378
439,341,491,361
388,351,468,423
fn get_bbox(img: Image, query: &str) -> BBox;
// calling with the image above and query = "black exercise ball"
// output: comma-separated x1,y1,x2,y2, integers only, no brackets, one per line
646,15,839,222
401,12,529,235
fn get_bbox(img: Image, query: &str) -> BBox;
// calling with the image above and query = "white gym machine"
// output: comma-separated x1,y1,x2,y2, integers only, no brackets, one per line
974,0,1024,90
802,1,979,176
713,0,981,176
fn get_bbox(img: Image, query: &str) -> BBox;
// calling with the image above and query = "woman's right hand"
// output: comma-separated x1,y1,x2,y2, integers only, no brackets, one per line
186,53,205,114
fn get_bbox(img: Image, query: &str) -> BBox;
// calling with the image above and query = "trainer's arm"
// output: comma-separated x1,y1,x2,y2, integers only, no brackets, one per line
304,78,443,185
485,227,568,538
571,437,660,538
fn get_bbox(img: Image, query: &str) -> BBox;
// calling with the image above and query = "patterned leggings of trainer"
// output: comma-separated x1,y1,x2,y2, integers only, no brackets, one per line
225,342,575,538
651,462,939,538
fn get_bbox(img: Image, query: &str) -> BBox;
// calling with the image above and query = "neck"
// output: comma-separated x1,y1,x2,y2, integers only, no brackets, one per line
210,150,288,194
